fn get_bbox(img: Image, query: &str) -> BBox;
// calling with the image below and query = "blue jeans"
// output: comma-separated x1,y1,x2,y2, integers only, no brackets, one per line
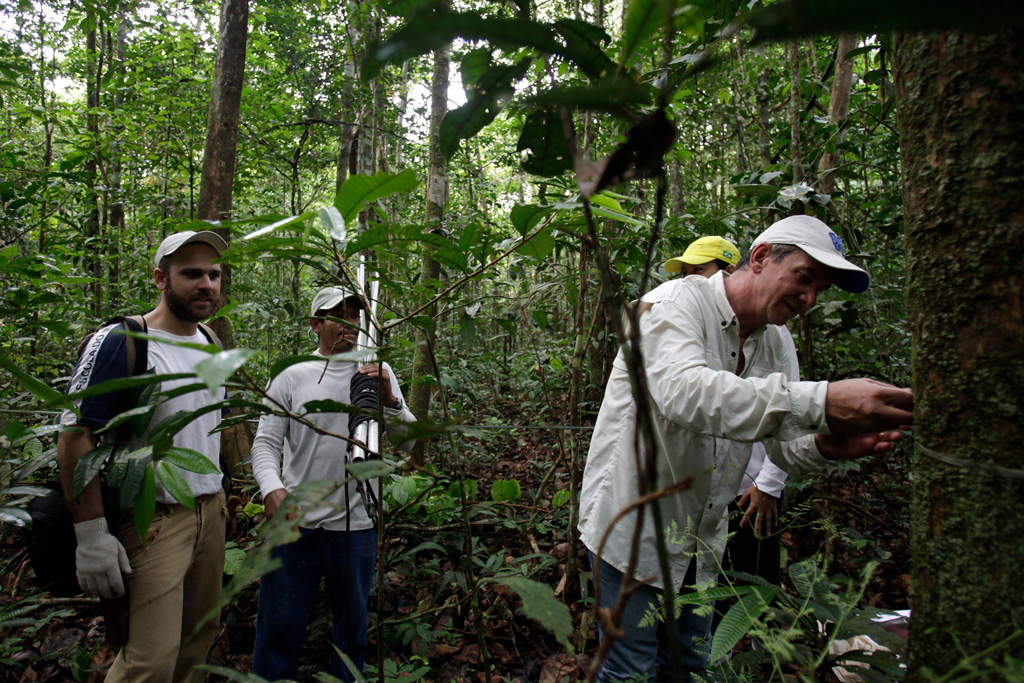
253,527,378,682
589,553,713,683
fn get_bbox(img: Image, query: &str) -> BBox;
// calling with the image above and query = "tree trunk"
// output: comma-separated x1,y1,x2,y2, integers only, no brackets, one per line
196,0,247,225
107,9,128,308
787,41,803,184
817,34,856,196
895,30,1024,682
84,14,103,316
407,33,450,465
196,0,250,478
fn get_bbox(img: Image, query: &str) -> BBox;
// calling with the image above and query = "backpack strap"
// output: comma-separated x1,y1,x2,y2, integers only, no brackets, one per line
197,322,224,350
119,315,148,377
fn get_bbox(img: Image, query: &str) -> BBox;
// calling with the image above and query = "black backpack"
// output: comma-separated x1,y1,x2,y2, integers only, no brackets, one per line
27,315,223,596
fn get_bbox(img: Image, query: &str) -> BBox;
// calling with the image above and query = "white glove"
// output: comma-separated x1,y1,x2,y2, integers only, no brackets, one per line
73,518,133,599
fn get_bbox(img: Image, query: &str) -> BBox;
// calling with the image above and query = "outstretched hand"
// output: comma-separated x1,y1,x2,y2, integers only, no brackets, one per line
825,378,913,434
815,430,906,461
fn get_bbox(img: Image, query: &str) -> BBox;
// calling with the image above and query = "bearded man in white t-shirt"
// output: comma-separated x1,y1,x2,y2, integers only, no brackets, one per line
58,230,230,683
250,286,417,682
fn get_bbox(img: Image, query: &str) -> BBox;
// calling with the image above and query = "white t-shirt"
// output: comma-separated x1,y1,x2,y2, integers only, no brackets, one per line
62,325,225,505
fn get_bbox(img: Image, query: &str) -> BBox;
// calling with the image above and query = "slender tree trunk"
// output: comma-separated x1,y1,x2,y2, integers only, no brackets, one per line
895,29,1024,683
107,8,128,308
788,41,803,184
407,32,450,465
197,0,250,477
817,34,856,196
84,14,103,315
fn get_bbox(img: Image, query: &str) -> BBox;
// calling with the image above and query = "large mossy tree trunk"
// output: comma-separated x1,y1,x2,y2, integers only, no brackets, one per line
895,30,1024,682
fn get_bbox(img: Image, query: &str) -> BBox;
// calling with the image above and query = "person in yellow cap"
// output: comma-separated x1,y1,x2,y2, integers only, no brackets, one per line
663,235,741,278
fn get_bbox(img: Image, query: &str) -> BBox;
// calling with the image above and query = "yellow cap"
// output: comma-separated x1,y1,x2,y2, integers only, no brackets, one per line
664,236,741,273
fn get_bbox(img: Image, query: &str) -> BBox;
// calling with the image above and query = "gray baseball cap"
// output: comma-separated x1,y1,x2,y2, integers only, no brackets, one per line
310,286,362,317
154,230,228,267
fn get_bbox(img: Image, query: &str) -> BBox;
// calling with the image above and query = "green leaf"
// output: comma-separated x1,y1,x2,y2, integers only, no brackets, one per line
241,211,314,240
460,312,476,346
510,204,553,237
160,447,220,474
552,19,615,78
0,354,70,408
449,478,479,501
621,0,672,67
746,0,1024,42
517,228,556,260
194,348,256,393
710,588,773,662
347,459,396,480
133,464,157,540
320,206,347,241
72,444,114,499
155,460,195,510
223,544,247,576
494,576,573,652
527,78,654,115
119,453,150,511
334,170,418,226
491,479,522,502
441,58,532,160
517,110,573,177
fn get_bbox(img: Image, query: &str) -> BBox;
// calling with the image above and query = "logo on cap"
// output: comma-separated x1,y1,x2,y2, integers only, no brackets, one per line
829,232,845,256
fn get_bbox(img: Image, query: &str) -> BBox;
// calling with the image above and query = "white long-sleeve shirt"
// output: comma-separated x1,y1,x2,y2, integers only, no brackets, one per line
250,352,416,531
579,272,832,589
640,278,797,499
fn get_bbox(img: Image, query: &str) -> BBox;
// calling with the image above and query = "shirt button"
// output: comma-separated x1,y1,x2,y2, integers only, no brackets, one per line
809,424,817,430
708,504,713,509
731,352,736,357
721,321,727,327
766,434,773,439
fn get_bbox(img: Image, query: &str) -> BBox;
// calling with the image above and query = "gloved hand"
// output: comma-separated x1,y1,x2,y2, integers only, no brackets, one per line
73,518,133,599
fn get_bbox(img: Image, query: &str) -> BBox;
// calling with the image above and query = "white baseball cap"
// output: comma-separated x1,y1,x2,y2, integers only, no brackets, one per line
154,230,228,267
751,215,870,293
310,286,361,317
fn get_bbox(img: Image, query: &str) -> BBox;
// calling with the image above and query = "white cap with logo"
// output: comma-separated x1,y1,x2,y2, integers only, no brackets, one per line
154,230,228,267
751,215,869,293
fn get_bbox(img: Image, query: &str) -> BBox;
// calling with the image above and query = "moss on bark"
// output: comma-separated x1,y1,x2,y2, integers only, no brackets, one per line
895,30,1024,682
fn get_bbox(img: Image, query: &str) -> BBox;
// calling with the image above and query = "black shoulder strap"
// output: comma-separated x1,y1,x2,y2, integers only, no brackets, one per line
197,322,224,350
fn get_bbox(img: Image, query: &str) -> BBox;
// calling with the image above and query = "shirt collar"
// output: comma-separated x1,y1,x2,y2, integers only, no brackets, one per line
707,271,767,340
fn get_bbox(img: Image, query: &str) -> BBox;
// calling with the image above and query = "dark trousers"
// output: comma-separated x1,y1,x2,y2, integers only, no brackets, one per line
252,527,377,682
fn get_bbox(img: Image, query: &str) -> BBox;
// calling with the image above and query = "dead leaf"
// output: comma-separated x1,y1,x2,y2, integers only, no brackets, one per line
540,653,580,683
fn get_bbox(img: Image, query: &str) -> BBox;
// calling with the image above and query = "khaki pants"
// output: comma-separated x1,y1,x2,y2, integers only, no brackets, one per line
106,491,226,683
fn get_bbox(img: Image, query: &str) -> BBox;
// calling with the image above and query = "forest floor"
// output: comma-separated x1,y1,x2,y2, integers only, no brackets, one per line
1,399,912,683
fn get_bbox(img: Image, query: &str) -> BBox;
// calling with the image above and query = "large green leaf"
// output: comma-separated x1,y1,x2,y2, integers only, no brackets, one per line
71,444,114,499
133,464,157,539
621,0,673,68
441,58,532,160
365,10,618,81
155,459,195,509
517,110,574,177
240,211,315,240
119,454,149,511
709,587,775,663
333,170,418,226
0,354,70,408
552,19,615,78
747,0,1024,42
527,77,654,115
194,348,256,393
510,204,554,237
517,228,557,261
160,447,220,475
494,576,573,652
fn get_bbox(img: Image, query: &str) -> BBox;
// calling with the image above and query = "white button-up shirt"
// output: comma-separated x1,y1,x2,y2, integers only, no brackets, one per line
579,272,832,589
